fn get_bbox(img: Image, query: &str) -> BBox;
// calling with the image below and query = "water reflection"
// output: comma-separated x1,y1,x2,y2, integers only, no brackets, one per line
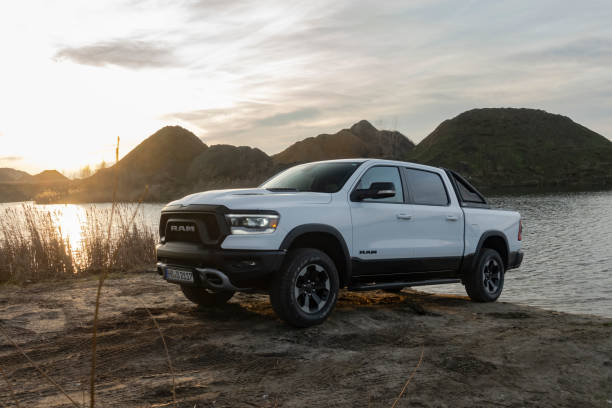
0,202,165,248
44,204,88,247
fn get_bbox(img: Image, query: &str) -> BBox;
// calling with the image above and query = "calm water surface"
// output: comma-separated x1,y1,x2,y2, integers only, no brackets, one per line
2,191,611,317
426,191,612,318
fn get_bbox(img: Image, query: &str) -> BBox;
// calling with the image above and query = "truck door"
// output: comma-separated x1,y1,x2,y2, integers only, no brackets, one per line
401,167,464,273
349,165,414,277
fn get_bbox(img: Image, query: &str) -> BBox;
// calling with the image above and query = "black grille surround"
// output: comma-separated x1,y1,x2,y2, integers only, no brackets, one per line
157,204,285,287
159,204,231,247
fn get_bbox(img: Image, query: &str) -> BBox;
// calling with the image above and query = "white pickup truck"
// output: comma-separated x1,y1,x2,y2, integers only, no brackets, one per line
156,159,523,327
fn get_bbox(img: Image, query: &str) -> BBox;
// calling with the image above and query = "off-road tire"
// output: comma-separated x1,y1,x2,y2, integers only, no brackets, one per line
180,285,234,307
465,248,505,302
270,248,339,327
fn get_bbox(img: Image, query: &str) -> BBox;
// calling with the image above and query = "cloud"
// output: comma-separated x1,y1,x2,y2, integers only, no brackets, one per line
5,0,604,171
256,108,320,126
164,102,341,152
54,39,178,69
0,156,22,162
158,0,612,146
514,37,612,64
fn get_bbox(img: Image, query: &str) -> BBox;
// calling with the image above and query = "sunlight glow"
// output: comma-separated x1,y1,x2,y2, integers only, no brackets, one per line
0,1,611,174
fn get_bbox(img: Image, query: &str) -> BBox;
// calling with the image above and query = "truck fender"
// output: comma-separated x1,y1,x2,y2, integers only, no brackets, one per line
279,224,352,280
461,230,509,276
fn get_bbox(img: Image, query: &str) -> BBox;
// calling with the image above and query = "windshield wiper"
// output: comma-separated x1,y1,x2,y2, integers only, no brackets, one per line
266,187,300,192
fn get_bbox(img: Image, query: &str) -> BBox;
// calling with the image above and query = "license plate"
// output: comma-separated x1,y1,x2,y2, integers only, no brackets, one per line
165,267,194,283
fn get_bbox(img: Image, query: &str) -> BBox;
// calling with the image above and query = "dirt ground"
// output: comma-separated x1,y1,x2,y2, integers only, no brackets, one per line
0,272,611,408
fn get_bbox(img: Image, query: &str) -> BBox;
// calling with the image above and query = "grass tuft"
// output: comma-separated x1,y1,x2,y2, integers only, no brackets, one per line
0,204,156,284
0,205,74,283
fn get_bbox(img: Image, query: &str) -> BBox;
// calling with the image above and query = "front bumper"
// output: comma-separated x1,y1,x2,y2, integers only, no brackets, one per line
156,242,286,287
507,250,524,270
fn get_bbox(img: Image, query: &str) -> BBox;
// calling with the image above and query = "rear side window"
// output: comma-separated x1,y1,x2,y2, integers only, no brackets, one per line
404,168,449,206
453,173,486,204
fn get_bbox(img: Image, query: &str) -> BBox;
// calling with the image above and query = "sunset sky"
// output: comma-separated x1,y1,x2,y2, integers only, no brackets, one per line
1,0,611,174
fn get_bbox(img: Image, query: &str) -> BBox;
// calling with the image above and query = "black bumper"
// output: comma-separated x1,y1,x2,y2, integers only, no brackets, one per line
507,250,524,270
156,242,285,283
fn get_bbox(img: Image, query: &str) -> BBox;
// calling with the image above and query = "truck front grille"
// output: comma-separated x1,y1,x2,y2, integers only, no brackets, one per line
160,212,223,245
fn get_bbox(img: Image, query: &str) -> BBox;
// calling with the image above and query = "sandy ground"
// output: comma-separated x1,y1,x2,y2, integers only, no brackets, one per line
0,272,611,408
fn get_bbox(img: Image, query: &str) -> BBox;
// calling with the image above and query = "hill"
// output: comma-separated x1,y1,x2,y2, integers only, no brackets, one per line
0,169,70,203
0,168,31,182
2,111,611,204
409,108,612,191
31,170,68,183
187,144,275,190
76,126,208,201
273,120,414,164
59,121,411,202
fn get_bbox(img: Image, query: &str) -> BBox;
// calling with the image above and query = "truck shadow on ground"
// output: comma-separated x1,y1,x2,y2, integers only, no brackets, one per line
185,289,449,326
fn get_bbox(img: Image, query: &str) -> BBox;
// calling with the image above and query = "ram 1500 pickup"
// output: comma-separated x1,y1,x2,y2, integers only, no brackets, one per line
156,159,523,327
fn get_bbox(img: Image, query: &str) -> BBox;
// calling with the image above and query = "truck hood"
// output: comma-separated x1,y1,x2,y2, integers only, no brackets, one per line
167,188,332,209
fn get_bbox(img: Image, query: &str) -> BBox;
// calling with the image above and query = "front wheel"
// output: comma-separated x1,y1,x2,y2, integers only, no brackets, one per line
270,248,339,327
180,285,234,307
464,248,505,302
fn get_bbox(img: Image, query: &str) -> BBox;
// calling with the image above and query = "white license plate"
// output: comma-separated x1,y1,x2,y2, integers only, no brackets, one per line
165,267,194,283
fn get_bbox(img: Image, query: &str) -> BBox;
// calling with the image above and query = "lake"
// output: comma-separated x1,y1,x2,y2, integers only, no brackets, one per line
427,191,612,318
2,191,611,317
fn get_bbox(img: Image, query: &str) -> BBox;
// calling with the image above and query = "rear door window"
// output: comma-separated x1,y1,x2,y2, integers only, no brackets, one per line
404,168,449,206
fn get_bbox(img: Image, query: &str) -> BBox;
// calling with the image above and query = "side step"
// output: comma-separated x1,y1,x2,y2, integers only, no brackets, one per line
348,278,461,292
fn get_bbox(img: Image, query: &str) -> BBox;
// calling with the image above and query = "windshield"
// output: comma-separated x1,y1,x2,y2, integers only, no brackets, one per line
261,162,363,193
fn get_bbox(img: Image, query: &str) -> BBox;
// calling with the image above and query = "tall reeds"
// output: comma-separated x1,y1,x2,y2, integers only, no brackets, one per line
79,203,156,273
0,205,74,283
0,203,156,284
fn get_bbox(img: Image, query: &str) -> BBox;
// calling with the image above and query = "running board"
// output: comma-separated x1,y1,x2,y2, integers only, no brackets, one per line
348,278,461,292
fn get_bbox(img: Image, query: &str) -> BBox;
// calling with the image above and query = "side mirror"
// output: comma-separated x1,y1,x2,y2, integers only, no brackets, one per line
351,182,396,201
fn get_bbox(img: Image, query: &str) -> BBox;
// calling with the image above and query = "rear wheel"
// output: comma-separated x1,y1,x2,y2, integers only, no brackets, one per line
464,248,505,302
180,285,234,307
270,248,339,327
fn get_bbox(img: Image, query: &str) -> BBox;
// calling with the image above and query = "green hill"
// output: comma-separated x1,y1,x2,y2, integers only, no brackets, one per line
409,108,612,191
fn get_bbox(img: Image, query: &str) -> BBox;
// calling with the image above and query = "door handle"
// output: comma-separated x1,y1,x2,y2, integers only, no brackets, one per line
397,213,412,220
446,215,459,221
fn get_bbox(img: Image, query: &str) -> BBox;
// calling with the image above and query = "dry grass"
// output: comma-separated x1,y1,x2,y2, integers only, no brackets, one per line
0,203,156,284
391,345,425,408
0,205,74,283
137,298,177,408
79,203,156,274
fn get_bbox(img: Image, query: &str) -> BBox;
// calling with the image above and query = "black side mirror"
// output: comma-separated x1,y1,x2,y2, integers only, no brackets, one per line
351,182,396,201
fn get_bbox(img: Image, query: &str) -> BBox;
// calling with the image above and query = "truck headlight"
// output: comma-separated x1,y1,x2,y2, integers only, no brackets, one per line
225,213,279,235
